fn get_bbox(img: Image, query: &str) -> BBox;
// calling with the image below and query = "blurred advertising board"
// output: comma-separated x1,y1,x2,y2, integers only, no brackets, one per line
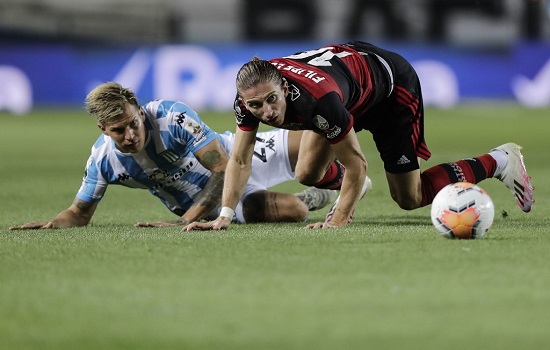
1,41,549,114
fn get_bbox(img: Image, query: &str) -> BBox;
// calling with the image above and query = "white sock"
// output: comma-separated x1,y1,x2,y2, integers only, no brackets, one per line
489,149,508,178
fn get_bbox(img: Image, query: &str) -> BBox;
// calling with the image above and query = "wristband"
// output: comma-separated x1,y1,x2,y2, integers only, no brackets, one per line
219,207,235,219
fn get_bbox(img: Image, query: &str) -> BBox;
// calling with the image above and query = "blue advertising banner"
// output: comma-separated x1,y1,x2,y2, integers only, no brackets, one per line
0,41,549,114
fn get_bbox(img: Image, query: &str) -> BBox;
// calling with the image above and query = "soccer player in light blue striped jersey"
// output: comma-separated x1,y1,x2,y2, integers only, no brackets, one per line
10,82,338,230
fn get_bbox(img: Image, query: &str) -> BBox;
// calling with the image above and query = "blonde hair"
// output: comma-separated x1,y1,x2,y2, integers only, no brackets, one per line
85,82,139,126
236,57,284,95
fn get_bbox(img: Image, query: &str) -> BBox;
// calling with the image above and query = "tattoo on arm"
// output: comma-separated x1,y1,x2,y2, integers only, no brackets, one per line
200,150,222,168
189,171,225,220
172,218,189,226
72,198,91,211
196,171,224,207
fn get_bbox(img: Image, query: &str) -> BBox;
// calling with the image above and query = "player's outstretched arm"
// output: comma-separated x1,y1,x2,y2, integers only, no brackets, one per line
9,198,98,230
135,139,229,228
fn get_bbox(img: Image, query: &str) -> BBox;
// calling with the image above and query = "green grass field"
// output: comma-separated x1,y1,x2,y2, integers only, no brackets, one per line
1,104,549,350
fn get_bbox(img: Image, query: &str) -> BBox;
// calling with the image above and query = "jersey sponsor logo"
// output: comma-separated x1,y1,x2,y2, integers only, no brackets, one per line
253,135,276,162
288,84,300,101
325,125,342,139
117,173,130,181
175,113,185,127
396,155,411,165
313,115,330,130
149,161,195,188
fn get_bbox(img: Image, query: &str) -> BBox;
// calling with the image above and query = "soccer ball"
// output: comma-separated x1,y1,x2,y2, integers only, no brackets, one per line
430,182,495,239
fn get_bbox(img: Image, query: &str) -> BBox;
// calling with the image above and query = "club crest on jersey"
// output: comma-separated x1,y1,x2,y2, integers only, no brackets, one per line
288,84,300,101
313,115,330,130
149,169,170,181
234,100,246,124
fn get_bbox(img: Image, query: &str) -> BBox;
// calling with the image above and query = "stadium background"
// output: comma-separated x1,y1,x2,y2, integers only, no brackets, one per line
1,2,549,350
1,0,550,114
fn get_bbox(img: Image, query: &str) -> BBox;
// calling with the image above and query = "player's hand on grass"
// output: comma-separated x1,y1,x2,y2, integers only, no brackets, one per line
134,219,188,228
305,221,342,229
183,216,232,231
9,221,55,230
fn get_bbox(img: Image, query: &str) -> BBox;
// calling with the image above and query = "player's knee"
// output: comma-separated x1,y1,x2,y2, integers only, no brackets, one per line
294,168,321,186
391,193,422,211
242,192,308,223
287,202,309,222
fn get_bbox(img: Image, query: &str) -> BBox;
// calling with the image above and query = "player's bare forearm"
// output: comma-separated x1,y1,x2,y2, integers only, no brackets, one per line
221,157,251,210
10,198,96,230
49,198,95,228
333,168,366,223
328,133,367,226
220,127,256,210
182,170,225,223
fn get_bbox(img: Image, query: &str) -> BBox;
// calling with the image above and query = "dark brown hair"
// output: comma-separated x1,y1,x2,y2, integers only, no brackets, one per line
236,57,284,95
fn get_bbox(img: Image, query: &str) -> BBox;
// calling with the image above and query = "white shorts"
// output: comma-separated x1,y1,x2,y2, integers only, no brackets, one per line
218,129,295,223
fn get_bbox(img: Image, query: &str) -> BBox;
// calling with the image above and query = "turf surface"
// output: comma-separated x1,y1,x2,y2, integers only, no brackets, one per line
1,104,549,349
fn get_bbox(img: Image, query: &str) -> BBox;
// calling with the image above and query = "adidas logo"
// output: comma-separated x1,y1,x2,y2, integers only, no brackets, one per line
514,179,525,207
396,155,410,165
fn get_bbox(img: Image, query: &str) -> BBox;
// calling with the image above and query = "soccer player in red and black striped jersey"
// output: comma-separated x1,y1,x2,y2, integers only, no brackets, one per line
184,41,534,231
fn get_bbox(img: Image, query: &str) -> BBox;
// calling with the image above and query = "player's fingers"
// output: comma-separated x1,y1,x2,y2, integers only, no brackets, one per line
182,222,203,231
304,221,324,229
135,222,159,227
135,222,167,227
9,222,46,230
42,222,55,229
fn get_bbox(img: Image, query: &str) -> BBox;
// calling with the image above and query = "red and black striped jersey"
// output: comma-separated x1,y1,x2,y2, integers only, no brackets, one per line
234,42,393,144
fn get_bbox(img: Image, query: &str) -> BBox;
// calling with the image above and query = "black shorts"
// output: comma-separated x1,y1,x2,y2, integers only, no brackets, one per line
348,41,432,174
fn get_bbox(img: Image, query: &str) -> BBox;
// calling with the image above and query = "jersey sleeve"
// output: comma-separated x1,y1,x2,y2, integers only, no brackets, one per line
148,100,221,154
312,92,354,144
76,154,108,204
234,96,260,131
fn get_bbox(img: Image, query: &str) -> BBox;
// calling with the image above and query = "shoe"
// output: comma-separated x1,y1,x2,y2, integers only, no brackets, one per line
325,175,373,223
295,187,339,211
491,143,534,212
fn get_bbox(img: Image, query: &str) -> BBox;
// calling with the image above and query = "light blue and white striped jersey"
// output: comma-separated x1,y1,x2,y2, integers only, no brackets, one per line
76,99,224,216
